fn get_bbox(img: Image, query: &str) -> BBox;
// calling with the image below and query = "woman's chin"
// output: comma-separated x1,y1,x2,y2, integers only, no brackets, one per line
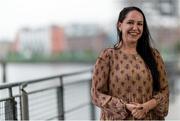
128,39,138,44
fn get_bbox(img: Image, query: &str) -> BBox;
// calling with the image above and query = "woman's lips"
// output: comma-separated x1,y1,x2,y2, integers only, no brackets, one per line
128,31,141,36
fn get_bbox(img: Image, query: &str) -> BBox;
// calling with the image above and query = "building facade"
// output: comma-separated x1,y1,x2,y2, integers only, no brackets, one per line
14,25,65,58
64,24,111,53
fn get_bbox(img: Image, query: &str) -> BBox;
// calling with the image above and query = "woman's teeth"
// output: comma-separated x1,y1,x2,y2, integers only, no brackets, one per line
129,32,138,36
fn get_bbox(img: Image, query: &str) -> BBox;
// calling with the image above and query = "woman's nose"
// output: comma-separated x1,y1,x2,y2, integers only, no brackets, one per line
132,24,138,30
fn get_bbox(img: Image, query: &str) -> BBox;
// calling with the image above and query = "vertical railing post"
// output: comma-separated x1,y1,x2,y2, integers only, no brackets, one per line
57,76,64,120
20,84,29,120
5,88,17,120
2,60,6,83
89,77,96,120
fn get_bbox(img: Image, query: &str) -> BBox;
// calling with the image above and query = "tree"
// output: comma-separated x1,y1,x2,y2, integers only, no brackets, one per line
174,41,180,53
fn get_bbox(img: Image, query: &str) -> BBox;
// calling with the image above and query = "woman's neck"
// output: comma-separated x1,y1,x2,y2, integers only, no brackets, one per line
119,41,137,54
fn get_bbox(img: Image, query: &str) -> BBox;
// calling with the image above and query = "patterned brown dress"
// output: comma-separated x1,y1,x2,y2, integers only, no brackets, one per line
91,48,169,120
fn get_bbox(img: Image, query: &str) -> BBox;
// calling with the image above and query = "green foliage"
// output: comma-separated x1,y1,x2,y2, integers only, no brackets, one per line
5,51,98,63
6,52,26,61
174,41,180,53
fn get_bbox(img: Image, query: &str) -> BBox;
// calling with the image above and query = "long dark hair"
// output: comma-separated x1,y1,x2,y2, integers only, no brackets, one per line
115,6,160,91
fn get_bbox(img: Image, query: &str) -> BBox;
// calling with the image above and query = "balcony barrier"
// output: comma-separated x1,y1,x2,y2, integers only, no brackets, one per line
0,69,96,120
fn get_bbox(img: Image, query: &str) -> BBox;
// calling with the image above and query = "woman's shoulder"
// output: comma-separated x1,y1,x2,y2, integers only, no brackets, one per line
97,48,115,61
99,47,115,55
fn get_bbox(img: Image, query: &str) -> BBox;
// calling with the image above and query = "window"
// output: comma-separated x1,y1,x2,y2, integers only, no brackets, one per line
158,0,177,16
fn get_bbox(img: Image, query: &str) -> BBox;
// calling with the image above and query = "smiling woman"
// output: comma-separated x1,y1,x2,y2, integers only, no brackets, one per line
91,6,169,120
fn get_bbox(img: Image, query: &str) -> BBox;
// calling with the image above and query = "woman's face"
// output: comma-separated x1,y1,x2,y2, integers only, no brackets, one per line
119,10,144,44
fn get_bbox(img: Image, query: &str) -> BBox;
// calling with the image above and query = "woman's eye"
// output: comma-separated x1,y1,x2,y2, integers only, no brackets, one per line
127,21,133,24
138,23,143,26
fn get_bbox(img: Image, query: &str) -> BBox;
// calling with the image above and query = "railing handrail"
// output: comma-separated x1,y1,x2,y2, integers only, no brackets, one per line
0,68,93,90
0,68,95,120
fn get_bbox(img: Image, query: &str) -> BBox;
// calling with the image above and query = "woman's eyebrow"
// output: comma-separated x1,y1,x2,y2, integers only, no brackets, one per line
127,19,143,21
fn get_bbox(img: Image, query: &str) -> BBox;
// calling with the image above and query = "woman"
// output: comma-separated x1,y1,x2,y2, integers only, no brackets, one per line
91,6,169,120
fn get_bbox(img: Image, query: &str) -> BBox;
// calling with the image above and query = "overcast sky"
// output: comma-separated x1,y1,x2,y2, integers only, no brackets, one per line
0,0,121,41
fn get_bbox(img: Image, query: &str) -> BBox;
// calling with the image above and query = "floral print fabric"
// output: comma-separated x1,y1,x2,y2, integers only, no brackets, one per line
91,48,169,120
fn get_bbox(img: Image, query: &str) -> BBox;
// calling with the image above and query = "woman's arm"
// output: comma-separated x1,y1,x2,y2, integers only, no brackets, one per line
151,49,169,117
128,49,169,119
91,49,128,119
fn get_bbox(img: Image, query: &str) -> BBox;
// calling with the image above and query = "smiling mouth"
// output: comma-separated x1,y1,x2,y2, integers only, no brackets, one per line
128,31,140,36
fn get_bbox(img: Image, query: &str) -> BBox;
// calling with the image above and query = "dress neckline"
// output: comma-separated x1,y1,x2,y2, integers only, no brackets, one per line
119,49,138,56
119,49,141,60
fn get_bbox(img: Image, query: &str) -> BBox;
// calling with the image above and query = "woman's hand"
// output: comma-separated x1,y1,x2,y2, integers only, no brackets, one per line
126,103,149,119
131,103,148,119
126,99,157,119
125,103,137,112
131,107,146,119
132,98,157,119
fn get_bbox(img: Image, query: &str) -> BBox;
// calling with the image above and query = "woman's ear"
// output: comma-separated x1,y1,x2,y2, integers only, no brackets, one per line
118,22,122,32
119,27,121,32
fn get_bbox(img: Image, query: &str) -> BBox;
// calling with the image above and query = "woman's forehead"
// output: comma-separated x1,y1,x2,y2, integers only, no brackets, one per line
125,10,144,21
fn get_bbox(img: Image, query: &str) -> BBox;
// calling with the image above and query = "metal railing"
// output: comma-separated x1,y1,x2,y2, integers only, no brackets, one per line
0,69,96,120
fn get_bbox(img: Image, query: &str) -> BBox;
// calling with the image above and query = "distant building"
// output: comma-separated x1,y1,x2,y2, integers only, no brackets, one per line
122,0,179,27
13,25,65,57
13,24,111,57
0,40,13,60
64,24,111,52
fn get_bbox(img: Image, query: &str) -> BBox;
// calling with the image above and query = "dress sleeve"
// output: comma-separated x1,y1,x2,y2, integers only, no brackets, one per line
152,49,169,117
91,49,128,119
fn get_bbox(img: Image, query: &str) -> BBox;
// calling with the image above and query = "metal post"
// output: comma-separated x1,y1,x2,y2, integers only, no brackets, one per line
20,84,29,120
89,79,96,120
5,98,17,120
5,88,17,120
57,76,64,120
2,61,6,83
